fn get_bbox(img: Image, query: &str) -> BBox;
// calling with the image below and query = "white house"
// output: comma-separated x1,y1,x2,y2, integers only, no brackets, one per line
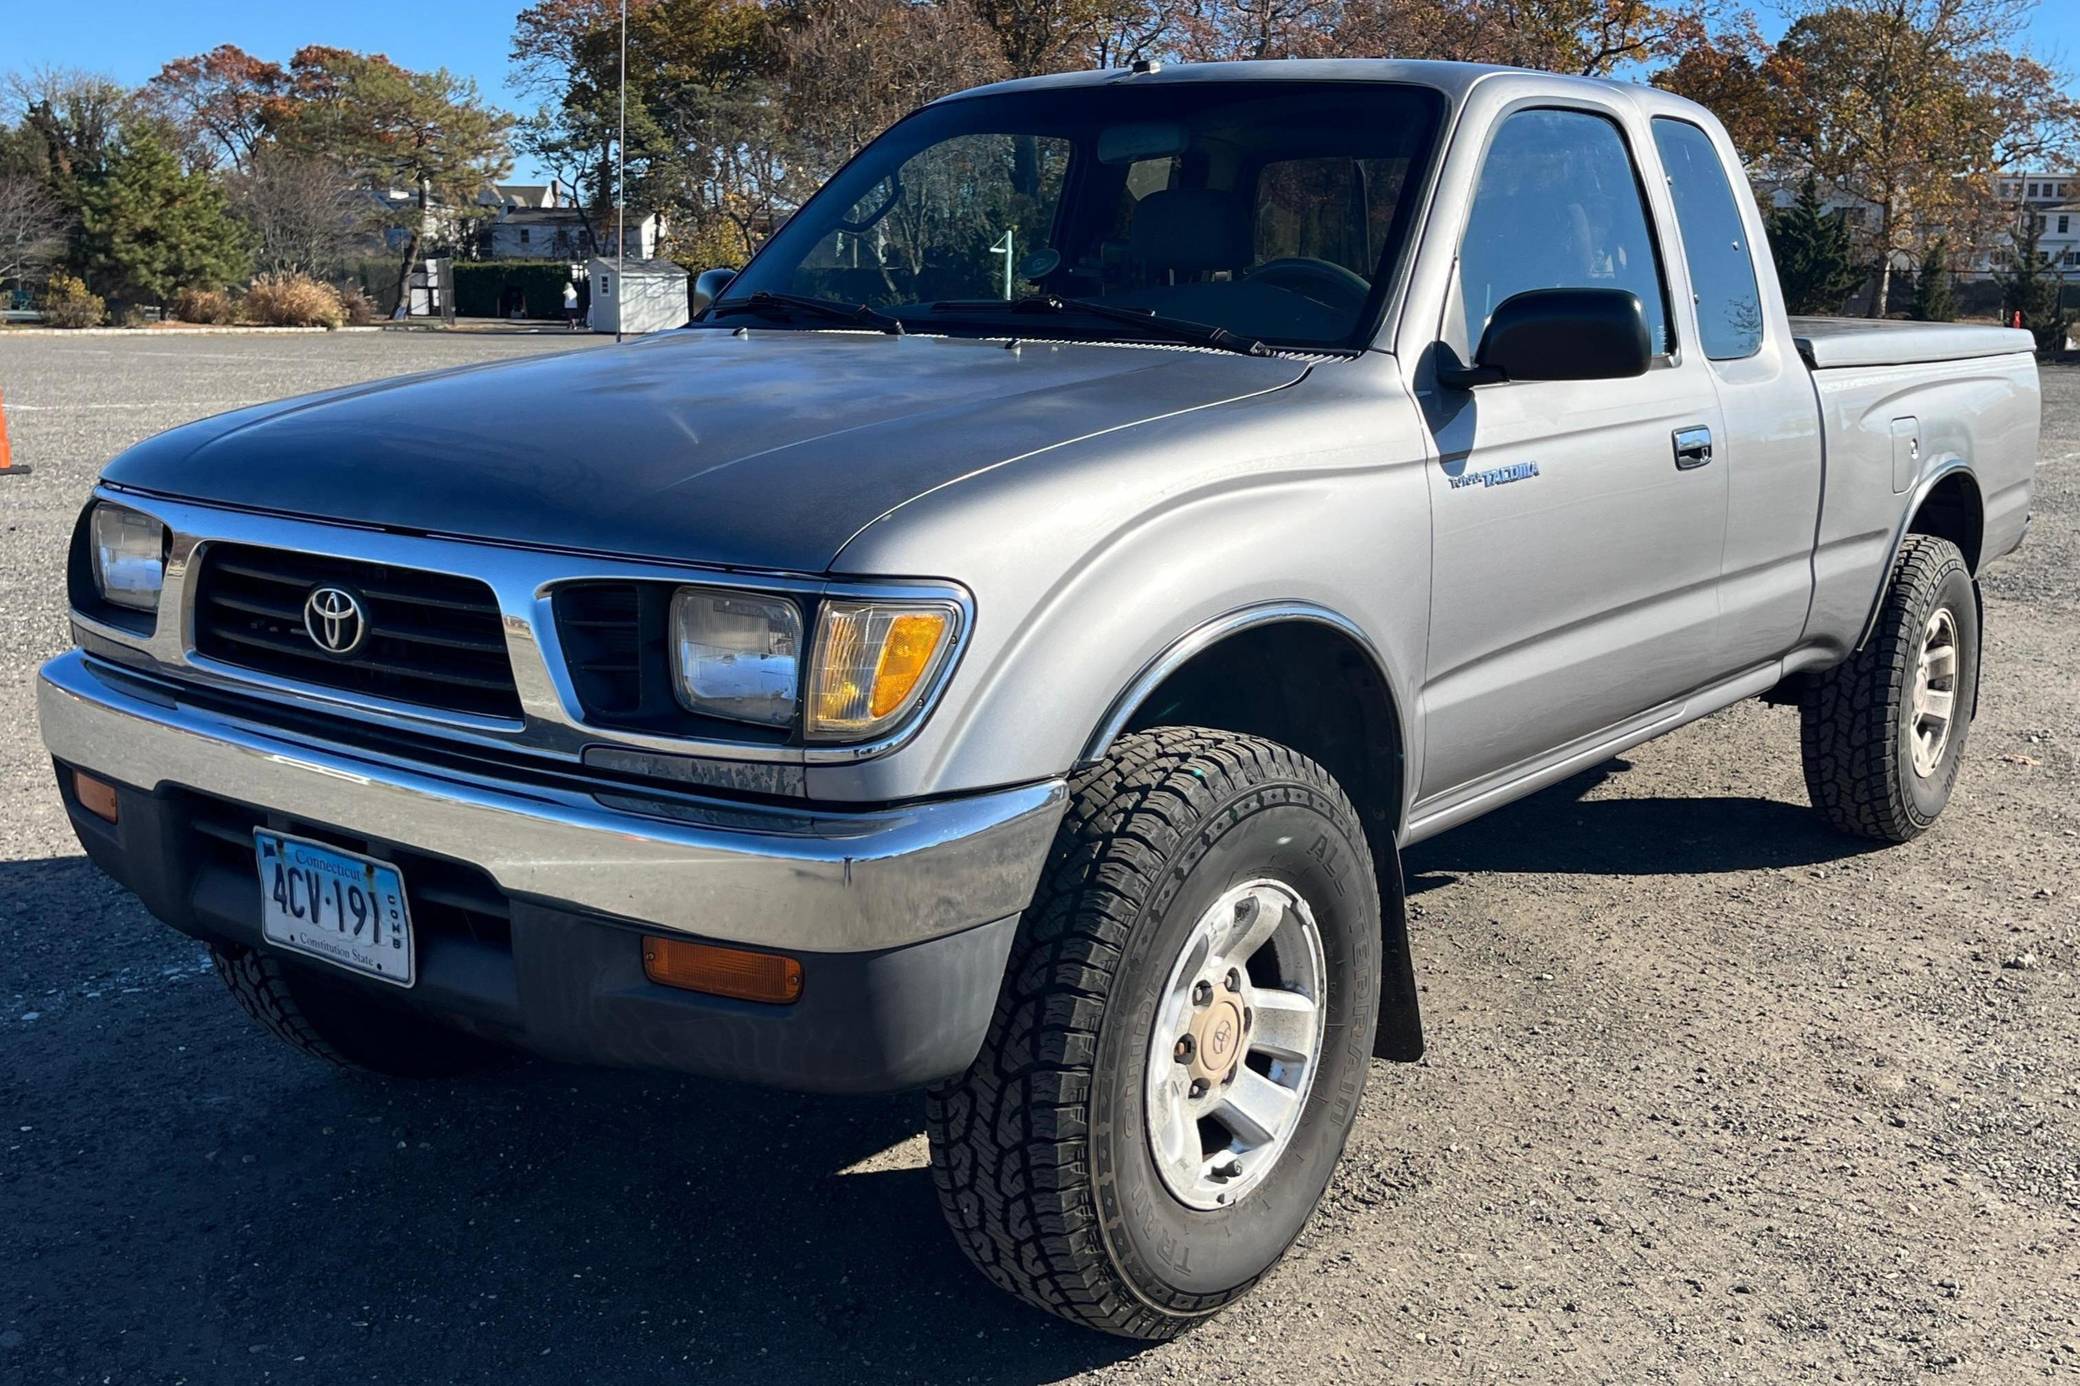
478,180,565,213
587,258,688,334
487,205,662,262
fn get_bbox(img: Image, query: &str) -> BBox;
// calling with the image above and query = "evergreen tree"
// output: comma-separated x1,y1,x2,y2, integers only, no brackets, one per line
1910,237,1956,321
279,49,510,313
1765,176,1866,315
77,127,249,305
1998,213,2072,360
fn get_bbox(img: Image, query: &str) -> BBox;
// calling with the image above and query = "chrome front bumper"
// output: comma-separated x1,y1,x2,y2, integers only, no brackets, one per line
38,649,1064,954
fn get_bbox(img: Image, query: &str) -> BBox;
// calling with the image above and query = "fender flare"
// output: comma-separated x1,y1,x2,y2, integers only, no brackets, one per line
1077,599,1426,1062
1855,458,1981,652
1078,600,1412,770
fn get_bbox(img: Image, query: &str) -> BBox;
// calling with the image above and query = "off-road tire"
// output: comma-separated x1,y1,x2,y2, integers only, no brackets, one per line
926,727,1381,1339
211,944,508,1078
1800,534,1979,842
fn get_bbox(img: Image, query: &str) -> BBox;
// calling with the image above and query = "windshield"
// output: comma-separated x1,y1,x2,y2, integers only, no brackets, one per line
717,81,1445,352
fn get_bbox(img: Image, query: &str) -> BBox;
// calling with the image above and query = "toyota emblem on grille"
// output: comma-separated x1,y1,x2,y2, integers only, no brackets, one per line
303,586,367,656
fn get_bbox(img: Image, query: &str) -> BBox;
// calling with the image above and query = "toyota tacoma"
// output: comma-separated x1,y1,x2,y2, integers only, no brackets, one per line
40,60,2038,1337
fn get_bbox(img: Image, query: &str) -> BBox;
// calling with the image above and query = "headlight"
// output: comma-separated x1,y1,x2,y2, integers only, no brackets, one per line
670,587,801,727
806,600,959,741
90,504,167,612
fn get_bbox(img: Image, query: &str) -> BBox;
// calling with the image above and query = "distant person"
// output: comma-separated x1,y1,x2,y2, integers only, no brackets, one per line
563,280,581,331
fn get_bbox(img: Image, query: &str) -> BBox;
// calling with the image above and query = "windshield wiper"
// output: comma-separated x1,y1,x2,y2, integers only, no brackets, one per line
710,291,905,335
931,295,1271,356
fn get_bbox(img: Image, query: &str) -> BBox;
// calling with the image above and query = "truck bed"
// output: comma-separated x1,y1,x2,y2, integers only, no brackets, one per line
1792,317,2038,655
1791,316,2037,370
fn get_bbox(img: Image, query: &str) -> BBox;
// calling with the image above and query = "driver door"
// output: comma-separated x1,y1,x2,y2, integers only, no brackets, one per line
1414,106,1728,802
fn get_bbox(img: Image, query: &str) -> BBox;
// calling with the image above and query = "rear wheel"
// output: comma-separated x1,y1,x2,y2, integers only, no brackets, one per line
211,945,508,1078
1800,534,1979,842
926,727,1380,1339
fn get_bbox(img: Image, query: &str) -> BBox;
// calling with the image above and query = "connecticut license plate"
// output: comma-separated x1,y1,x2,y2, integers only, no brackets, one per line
254,831,415,987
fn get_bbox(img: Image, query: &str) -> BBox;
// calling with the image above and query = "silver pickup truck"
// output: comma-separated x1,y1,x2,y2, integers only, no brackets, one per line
39,60,2038,1337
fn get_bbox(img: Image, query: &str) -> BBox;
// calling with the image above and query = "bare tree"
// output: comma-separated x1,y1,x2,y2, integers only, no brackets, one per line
4,67,133,187
783,0,1008,182
225,146,371,275
0,173,65,290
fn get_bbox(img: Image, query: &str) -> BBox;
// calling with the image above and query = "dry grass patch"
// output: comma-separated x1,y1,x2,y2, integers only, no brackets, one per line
242,272,345,329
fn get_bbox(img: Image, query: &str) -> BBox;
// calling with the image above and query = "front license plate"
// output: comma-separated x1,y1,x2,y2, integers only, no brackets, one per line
255,832,415,987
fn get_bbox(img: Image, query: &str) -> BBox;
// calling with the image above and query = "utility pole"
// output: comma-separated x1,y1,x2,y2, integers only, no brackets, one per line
617,0,627,344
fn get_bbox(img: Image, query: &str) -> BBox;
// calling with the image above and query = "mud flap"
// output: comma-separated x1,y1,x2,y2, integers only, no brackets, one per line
1970,578,1985,722
1372,843,1424,1061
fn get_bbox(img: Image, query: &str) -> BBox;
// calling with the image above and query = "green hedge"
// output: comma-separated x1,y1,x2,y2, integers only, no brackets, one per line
452,261,589,319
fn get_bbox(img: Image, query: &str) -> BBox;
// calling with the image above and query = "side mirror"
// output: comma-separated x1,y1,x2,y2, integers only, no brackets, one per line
1440,287,1651,388
690,267,738,317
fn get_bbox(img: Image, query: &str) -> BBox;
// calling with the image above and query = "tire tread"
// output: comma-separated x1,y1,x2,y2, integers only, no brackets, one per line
926,726,1369,1339
1799,534,1972,842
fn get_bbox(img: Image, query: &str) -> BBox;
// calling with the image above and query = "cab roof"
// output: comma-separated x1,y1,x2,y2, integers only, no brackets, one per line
933,58,1642,107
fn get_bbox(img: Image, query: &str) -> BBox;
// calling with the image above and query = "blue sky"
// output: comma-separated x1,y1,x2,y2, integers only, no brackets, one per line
11,0,2080,185
8,1,551,176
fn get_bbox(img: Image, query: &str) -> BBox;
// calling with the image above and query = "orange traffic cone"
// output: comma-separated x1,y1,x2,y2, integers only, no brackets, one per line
0,384,25,475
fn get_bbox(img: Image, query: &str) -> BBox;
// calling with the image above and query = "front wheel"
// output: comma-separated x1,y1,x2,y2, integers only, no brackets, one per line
1800,534,1980,842
926,727,1380,1339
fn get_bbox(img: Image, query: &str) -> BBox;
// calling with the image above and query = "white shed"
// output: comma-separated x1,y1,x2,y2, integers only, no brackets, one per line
587,258,689,334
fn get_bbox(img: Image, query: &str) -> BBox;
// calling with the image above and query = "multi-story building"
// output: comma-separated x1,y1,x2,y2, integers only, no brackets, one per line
1967,172,2080,278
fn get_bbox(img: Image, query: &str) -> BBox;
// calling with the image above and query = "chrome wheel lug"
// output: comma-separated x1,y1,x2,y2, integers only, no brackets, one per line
1174,1035,1194,1064
1223,967,1242,993
1191,979,1213,1007
1188,1077,1209,1100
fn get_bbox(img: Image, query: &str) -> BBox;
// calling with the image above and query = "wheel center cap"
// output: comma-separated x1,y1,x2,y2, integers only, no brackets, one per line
1191,995,1245,1083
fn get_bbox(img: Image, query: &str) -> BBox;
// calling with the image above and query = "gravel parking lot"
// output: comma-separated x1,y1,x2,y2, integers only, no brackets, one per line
2,330,2075,1385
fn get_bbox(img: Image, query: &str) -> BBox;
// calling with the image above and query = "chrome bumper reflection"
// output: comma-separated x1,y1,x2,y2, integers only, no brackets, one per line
38,649,1063,953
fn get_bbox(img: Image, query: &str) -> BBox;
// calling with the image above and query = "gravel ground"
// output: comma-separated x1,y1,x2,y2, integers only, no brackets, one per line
1,331,2075,1385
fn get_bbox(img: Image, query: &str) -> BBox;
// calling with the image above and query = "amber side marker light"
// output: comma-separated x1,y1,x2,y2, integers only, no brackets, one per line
642,937,803,1005
73,770,119,824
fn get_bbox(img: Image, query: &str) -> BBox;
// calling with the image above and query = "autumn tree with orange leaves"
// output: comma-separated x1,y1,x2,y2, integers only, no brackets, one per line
1659,0,2080,315
140,45,289,172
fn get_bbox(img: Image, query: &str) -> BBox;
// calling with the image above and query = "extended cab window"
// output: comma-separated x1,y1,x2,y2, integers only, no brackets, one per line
1456,108,1671,355
1651,118,1764,360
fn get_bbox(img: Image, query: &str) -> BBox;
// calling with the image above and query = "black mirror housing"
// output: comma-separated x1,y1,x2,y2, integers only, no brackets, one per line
690,267,739,317
1444,287,1651,388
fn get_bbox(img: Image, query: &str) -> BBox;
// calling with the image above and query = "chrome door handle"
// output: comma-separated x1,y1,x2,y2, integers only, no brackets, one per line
1673,425,1713,470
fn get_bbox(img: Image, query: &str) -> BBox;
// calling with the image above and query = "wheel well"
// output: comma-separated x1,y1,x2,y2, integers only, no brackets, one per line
1115,621,1405,863
1910,471,1984,573
1109,617,1423,1062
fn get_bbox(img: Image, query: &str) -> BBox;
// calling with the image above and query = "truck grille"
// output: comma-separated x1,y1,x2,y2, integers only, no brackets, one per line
192,543,522,719
549,581,792,745
551,581,649,719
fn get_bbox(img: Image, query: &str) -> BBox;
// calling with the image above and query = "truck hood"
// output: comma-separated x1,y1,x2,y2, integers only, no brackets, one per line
103,329,1309,573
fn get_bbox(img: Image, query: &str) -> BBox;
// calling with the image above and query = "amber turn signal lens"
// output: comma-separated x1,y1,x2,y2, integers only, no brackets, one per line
72,770,119,823
806,601,957,739
641,937,803,1005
